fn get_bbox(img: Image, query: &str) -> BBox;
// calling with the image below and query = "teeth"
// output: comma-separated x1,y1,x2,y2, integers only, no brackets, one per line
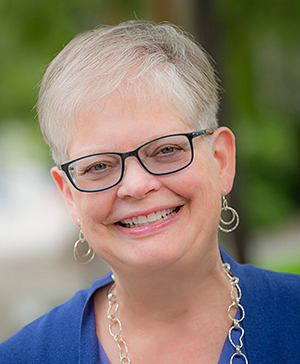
137,215,147,224
147,213,157,222
120,207,178,228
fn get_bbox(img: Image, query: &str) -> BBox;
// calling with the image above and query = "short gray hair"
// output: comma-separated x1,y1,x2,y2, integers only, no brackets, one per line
38,20,220,164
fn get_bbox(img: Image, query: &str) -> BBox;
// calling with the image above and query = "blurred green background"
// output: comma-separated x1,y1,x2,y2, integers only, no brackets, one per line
0,0,299,341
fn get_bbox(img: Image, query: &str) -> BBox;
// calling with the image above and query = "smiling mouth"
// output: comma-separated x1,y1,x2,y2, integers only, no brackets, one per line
118,206,181,228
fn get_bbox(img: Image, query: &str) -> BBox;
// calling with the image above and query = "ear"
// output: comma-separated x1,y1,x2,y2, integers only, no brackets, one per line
51,167,81,227
211,127,236,195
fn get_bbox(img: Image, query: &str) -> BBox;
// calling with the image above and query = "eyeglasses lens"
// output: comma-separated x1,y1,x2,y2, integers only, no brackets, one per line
139,135,192,174
68,154,123,192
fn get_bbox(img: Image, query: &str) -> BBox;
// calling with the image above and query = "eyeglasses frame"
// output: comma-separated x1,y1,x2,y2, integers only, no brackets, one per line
59,128,214,193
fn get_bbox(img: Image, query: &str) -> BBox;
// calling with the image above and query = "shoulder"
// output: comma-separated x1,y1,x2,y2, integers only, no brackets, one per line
223,247,300,318
238,260,300,287
221,247,300,364
241,265,300,363
0,274,112,363
226,251,300,328
221,246,300,296
235,260,300,304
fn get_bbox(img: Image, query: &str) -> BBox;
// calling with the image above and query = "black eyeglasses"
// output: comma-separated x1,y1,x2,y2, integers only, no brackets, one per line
59,129,214,193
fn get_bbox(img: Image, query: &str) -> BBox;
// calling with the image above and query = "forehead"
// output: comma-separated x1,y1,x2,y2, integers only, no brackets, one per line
69,90,192,159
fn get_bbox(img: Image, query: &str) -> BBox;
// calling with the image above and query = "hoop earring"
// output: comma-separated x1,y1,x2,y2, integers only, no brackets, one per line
74,229,95,264
219,196,239,233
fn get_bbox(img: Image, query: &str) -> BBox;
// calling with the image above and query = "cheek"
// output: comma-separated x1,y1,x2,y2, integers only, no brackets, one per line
178,156,221,218
74,192,115,226
175,156,219,198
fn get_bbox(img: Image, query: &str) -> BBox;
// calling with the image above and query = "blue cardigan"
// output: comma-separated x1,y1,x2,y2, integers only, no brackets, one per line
1,247,300,363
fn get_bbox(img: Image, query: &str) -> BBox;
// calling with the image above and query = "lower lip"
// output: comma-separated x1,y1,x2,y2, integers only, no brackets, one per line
114,207,183,236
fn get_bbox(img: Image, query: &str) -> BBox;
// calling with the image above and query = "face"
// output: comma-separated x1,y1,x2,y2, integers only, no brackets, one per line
52,91,235,273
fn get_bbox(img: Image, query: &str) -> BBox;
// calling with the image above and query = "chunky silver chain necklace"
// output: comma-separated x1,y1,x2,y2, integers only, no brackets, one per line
223,263,248,364
107,263,248,364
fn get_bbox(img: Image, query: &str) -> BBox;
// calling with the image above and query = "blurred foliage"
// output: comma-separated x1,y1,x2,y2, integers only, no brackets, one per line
0,0,144,123
263,261,300,275
0,0,299,231
214,0,300,229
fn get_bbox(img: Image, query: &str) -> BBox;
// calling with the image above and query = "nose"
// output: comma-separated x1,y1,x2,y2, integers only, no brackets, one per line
116,157,162,199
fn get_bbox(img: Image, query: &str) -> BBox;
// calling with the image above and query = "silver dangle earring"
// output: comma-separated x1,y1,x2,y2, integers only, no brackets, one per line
219,196,240,233
74,229,95,264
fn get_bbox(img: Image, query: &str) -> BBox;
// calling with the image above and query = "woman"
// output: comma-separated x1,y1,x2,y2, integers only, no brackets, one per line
1,20,299,364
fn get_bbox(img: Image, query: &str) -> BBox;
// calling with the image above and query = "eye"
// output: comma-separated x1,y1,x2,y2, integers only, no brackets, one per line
158,146,177,154
86,163,107,172
73,155,121,179
154,144,183,157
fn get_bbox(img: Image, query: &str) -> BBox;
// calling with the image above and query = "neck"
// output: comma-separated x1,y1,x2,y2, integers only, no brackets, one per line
109,246,231,328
